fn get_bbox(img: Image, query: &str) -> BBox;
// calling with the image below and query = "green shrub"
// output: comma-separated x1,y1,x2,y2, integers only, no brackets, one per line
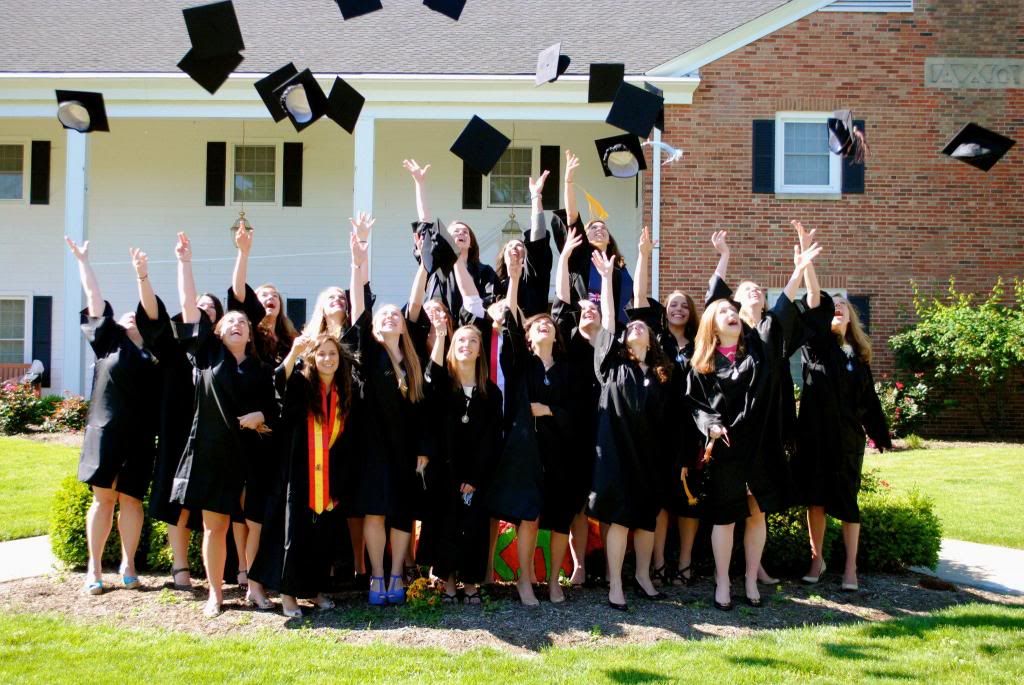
904,434,925,450
38,394,62,418
42,394,90,433
0,382,43,434
875,379,931,438
765,507,839,576
146,520,204,577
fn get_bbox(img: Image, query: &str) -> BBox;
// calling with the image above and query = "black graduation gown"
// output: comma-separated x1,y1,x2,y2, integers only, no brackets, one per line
551,209,632,324
249,366,355,598
170,316,277,517
135,299,203,528
794,295,892,523
494,227,554,319
77,302,160,500
417,361,503,583
228,283,292,364
346,309,434,532
414,219,502,316
487,312,574,533
685,294,799,525
551,298,601,514
588,328,674,532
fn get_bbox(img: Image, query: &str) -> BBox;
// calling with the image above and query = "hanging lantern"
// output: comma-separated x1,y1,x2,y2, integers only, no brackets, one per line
230,210,253,245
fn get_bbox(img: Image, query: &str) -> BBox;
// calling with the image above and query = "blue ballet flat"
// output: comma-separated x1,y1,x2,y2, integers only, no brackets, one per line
84,579,104,596
122,574,141,590
368,576,388,606
386,574,406,606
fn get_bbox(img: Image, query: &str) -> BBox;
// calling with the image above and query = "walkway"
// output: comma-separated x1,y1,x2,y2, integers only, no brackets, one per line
0,535,57,583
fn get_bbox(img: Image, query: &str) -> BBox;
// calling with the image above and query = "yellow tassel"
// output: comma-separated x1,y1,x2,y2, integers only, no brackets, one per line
682,470,698,507
583,189,609,222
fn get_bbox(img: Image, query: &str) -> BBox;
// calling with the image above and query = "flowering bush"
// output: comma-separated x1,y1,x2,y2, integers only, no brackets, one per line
405,577,441,609
42,394,90,433
0,382,44,434
875,377,930,438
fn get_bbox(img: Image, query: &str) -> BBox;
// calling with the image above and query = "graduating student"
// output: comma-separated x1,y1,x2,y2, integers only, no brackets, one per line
347,213,433,606
790,222,891,592
492,170,554,318
551,150,634,323
487,250,574,606
419,320,503,604
686,239,822,611
66,238,160,596
138,232,223,591
170,278,277,617
249,333,356,617
589,250,676,611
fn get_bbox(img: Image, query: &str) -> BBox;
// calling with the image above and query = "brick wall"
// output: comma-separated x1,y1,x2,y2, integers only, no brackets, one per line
650,0,1024,437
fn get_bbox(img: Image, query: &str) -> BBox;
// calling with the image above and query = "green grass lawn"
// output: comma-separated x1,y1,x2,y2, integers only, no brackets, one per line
0,436,79,541
1,604,1023,684
866,444,1024,550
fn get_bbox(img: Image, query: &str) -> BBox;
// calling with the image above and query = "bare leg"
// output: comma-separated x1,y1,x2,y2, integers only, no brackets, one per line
389,528,411,592
652,509,668,576
244,520,268,603
677,516,699,581
484,518,499,585
363,515,386,579
633,529,657,595
711,523,735,606
347,516,366,575
744,497,766,602
281,593,300,614
806,506,827,577
168,509,193,586
201,511,230,615
85,486,117,584
605,523,628,606
842,522,860,587
568,511,588,585
515,519,539,605
116,493,144,579
231,522,248,584
548,531,570,603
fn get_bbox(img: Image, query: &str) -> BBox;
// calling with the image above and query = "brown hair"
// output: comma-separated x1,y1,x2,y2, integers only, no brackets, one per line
494,237,525,282
300,334,354,422
372,305,424,403
523,312,565,357
584,220,626,268
423,298,455,342
215,310,256,357
832,295,872,364
692,299,746,375
664,290,699,342
450,221,481,265
255,283,298,359
304,286,349,339
445,325,489,398
622,321,672,384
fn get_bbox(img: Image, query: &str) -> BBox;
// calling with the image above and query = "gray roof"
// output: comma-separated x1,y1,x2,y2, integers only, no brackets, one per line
2,0,791,75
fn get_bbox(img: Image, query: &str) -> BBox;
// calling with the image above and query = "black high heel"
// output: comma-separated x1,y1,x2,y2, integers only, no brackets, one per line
632,578,667,600
607,599,629,612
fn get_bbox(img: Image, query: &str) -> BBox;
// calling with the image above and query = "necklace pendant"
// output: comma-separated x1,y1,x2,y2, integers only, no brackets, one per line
846,361,854,372
461,414,470,424
543,376,551,386
675,352,684,363
643,378,650,387
731,368,739,380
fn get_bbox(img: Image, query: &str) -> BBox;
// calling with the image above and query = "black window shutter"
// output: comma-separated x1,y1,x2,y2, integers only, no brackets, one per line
286,298,307,329
282,142,303,207
205,142,226,206
32,296,52,387
752,120,775,193
539,145,560,211
29,141,50,205
841,120,866,194
848,295,870,334
461,163,482,210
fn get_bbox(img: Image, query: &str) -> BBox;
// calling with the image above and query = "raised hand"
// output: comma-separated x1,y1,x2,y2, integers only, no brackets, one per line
564,149,580,183
794,242,823,271
427,306,448,335
560,226,584,260
290,334,315,357
129,247,149,279
638,226,657,256
350,211,375,244
65,236,89,262
507,250,524,282
529,170,550,198
591,249,614,279
175,232,192,262
350,229,369,268
711,230,729,257
402,159,431,184
791,220,816,252
234,224,253,254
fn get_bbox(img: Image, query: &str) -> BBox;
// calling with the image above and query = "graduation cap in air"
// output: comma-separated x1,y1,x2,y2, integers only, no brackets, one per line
595,134,647,178
418,219,459,275
335,0,383,20
606,81,664,138
255,63,299,122
942,123,1016,172
451,116,510,175
643,82,665,132
424,0,466,21
588,63,624,103
272,69,329,132
827,110,867,164
535,43,571,86
326,78,365,134
178,1,245,95
55,91,110,133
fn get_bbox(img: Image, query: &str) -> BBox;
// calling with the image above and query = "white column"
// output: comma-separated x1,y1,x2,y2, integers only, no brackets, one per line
650,128,662,300
61,130,89,395
352,115,376,279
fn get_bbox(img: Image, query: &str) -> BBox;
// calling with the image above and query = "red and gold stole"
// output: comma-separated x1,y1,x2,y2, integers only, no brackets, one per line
307,384,344,514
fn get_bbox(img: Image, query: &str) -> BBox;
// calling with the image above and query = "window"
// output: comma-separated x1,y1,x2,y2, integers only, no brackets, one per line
0,299,26,363
0,145,24,201
233,145,276,203
774,114,842,195
489,147,533,206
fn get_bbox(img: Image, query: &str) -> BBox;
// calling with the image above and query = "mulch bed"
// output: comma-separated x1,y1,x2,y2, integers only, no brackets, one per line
2,570,1020,653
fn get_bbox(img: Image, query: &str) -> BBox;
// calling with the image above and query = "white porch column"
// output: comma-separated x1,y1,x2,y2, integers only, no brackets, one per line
352,115,375,278
61,129,88,395
651,127,662,300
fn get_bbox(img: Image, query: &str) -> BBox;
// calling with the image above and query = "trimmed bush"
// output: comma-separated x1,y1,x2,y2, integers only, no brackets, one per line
42,394,89,433
0,382,43,435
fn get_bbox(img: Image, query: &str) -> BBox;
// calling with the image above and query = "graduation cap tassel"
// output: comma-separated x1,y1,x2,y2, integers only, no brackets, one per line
575,184,609,222
682,470,698,507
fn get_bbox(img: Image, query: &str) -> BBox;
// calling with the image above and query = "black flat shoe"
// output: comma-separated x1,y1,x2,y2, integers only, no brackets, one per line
745,595,763,608
607,599,628,612
713,598,733,611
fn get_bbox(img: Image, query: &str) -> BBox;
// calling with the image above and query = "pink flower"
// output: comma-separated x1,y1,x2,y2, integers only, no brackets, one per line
895,381,905,390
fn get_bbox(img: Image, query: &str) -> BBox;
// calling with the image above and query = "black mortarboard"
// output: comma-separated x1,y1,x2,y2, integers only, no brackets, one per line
535,43,571,86
178,49,244,96
942,122,1016,172
335,0,383,20
182,1,244,58
55,90,109,133
595,134,647,178
272,69,328,132
255,63,299,122
643,82,665,133
450,116,510,176
419,219,459,275
588,63,624,103
424,0,466,21
827,110,867,163
326,77,365,134
606,81,663,138
625,297,665,330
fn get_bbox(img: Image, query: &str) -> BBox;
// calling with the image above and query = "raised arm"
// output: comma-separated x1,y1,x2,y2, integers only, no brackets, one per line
428,308,447,369
348,213,374,323
505,249,524,324
130,247,158,320
175,232,200,324
784,242,823,302
711,230,730,282
403,159,432,223
791,220,821,308
231,225,253,302
65,237,103,316
528,170,550,241
280,335,313,381
407,263,429,323
592,250,616,333
556,226,584,304
564,149,580,225
633,226,655,308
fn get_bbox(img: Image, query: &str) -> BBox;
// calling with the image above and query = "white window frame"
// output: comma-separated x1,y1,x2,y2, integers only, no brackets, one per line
487,143,539,209
0,294,33,365
0,139,30,205
229,140,282,207
774,113,842,196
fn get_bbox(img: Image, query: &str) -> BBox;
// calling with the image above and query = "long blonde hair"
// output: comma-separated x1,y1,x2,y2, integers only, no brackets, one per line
446,325,489,398
832,295,872,364
372,305,424,403
304,286,349,339
692,299,745,375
